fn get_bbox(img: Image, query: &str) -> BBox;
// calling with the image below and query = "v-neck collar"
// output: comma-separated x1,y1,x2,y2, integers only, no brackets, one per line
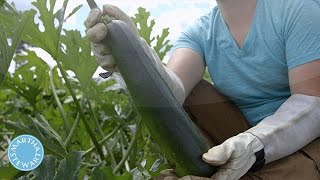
220,0,260,53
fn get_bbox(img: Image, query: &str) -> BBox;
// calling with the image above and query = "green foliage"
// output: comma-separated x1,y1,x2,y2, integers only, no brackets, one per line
54,151,84,180
92,165,132,180
19,152,83,179
132,7,173,61
4,51,50,109
4,115,67,158
0,0,172,179
0,164,23,179
32,156,57,180
0,3,30,87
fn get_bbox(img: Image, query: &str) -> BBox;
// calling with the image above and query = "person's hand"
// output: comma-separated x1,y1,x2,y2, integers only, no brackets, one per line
156,133,263,180
202,132,264,180
155,169,212,180
85,4,140,71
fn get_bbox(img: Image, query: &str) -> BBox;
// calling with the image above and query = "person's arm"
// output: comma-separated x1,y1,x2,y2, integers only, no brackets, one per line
289,60,320,97
200,62,320,180
167,48,206,100
201,1,320,179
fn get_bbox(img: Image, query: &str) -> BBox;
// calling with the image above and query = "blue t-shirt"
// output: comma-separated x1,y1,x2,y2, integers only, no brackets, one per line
173,0,320,126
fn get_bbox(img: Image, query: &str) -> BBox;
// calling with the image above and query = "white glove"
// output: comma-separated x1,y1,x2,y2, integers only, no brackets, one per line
85,5,186,104
247,94,320,163
85,5,140,72
202,133,264,180
202,94,320,180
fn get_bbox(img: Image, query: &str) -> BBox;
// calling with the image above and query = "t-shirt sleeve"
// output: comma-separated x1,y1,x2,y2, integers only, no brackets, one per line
284,0,320,70
172,17,204,59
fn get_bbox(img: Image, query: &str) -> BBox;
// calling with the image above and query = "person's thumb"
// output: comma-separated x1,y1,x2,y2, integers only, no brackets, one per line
202,142,234,166
102,4,140,37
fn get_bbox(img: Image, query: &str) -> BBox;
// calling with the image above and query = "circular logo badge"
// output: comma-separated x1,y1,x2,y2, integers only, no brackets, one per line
7,134,44,171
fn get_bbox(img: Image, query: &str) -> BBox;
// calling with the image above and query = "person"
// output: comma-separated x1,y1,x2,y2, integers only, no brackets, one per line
85,0,320,179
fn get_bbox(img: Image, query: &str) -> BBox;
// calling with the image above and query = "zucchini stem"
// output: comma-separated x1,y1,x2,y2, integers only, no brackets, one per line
84,125,122,157
88,100,117,168
64,111,80,147
113,119,141,174
50,69,71,135
56,62,105,160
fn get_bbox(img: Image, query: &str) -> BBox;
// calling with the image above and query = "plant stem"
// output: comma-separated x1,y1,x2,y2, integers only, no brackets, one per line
50,69,71,135
84,125,121,157
87,101,104,137
56,62,104,160
85,0,113,24
120,130,129,147
87,100,117,168
64,112,80,147
64,98,86,147
113,119,141,174
110,133,120,150
0,132,14,135
0,150,7,160
120,131,130,172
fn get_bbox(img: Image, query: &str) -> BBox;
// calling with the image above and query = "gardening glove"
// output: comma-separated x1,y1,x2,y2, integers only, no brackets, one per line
202,132,264,180
85,5,186,104
155,169,212,180
85,4,139,72
202,94,320,180
246,94,320,163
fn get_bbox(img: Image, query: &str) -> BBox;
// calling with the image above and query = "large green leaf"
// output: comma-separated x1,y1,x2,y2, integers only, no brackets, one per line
4,50,50,108
154,28,173,60
22,0,61,56
0,164,23,180
58,30,100,102
4,115,67,158
132,7,172,60
20,0,97,92
0,8,31,87
33,155,57,180
54,151,84,180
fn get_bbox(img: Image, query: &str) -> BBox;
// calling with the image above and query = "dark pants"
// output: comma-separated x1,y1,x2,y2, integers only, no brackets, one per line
183,80,320,180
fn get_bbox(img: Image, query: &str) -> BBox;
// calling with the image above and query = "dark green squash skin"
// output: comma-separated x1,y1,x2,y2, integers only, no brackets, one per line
105,20,217,177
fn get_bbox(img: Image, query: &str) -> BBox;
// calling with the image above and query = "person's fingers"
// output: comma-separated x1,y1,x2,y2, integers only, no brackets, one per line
103,4,127,20
179,175,212,180
91,43,111,55
92,49,116,69
164,176,179,180
86,23,108,43
161,169,179,180
202,143,233,166
160,169,177,176
85,9,102,29
210,155,256,180
102,4,140,37
154,169,178,180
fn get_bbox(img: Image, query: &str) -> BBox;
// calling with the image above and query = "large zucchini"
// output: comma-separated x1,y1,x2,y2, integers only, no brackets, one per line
105,20,216,177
